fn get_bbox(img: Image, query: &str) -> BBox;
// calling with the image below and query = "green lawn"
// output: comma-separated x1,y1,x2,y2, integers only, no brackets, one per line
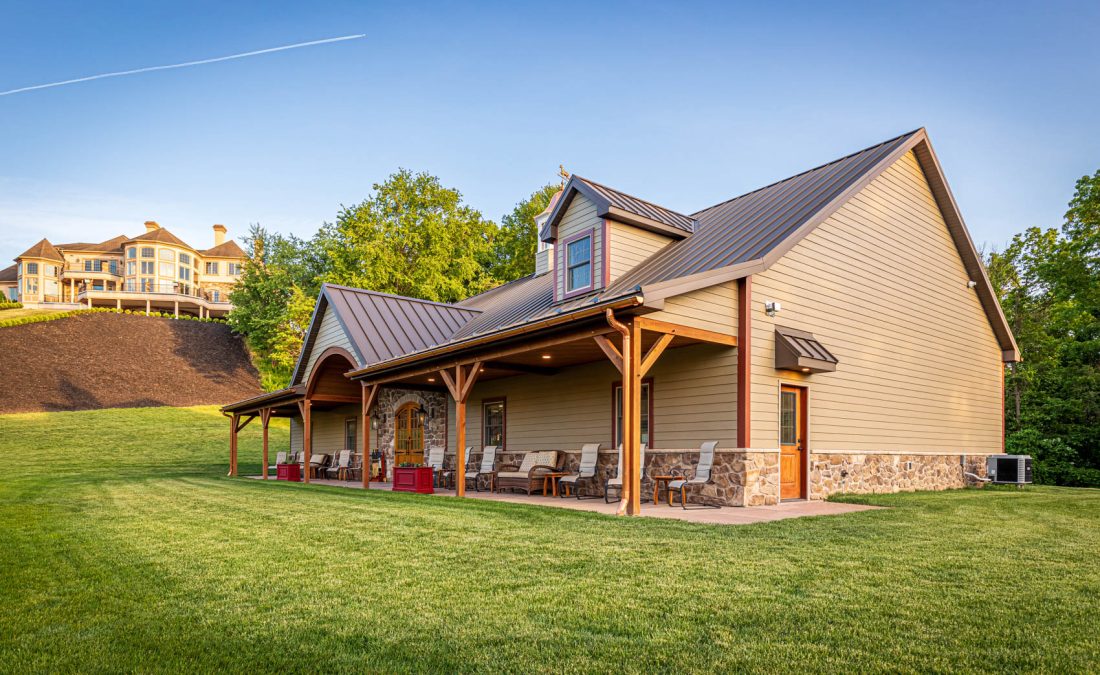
1,407,1097,673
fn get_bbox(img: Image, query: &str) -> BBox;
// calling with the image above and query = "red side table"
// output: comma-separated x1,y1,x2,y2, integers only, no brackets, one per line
276,463,301,482
392,467,434,494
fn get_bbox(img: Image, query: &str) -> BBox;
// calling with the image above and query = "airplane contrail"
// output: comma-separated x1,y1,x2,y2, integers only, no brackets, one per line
0,34,366,97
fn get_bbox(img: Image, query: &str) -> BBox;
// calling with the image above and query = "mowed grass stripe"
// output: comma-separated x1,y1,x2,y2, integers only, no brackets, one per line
0,406,1097,672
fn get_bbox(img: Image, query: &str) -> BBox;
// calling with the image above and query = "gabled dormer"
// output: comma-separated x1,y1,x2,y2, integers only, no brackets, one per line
539,175,694,302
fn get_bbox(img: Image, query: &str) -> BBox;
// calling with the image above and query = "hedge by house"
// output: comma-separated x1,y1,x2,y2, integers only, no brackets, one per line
0,301,23,310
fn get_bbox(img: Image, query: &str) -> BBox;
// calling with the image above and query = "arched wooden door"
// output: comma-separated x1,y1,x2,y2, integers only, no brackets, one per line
394,402,425,466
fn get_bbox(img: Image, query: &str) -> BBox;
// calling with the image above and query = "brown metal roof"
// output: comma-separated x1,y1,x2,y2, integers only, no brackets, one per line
775,326,838,373
200,240,247,258
16,238,64,262
541,175,696,241
290,284,483,385
0,264,16,282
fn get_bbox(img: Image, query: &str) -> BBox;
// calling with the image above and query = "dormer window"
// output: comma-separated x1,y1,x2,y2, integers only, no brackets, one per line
565,234,593,294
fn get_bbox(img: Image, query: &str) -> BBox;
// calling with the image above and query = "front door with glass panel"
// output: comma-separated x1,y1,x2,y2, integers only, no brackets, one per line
394,403,425,466
779,385,806,499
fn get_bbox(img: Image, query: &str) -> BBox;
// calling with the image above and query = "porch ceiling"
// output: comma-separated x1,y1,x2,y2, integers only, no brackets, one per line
377,328,712,389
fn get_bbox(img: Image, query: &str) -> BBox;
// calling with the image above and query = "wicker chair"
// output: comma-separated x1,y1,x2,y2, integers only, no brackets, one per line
465,446,499,492
558,444,601,498
495,451,561,495
667,441,720,509
605,444,647,503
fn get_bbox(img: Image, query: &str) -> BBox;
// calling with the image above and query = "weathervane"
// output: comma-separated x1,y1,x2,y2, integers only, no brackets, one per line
558,164,570,187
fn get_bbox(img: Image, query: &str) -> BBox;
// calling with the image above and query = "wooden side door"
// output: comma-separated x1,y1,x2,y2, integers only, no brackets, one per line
780,385,806,500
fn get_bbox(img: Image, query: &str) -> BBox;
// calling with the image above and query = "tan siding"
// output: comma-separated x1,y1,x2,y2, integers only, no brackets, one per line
607,221,671,282
299,306,358,385
447,343,737,452
555,193,603,297
647,281,737,335
289,405,361,454
749,150,1003,453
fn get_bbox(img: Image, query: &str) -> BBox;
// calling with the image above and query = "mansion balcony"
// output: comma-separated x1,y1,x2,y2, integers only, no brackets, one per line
75,286,233,318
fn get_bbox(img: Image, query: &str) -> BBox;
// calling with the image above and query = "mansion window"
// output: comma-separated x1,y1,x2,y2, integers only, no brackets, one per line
227,262,242,275
565,235,592,293
45,264,58,277
211,290,220,302
179,253,191,266
483,399,505,449
7,288,16,301
179,267,192,281
613,380,652,448
159,262,174,277
84,260,103,272
25,277,38,294
205,261,218,275
159,249,175,262
127,261,136,275
25,262,38,275
141,247,154,258
141,261,154,275
127,248,137,259
140,278,154,292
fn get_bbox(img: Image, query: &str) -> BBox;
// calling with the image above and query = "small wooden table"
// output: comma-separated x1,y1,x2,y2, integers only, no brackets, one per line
652,475,679,505
541,472,568,497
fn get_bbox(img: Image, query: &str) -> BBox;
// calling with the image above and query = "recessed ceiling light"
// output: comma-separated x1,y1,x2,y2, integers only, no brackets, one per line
801,368,810,373
427,377,436,382
541,354,552,360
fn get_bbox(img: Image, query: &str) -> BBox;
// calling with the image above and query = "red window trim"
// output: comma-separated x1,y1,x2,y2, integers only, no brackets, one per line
610,378,654,448
560,229,596,300
482,397,506,451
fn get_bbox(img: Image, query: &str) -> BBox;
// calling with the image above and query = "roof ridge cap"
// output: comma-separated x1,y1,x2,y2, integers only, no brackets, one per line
690,128,924,217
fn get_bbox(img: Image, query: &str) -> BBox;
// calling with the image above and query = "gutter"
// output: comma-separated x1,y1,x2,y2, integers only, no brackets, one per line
347,292,644,381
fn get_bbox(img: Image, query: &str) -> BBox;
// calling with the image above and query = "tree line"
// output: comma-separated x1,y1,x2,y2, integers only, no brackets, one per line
229,167,1100,487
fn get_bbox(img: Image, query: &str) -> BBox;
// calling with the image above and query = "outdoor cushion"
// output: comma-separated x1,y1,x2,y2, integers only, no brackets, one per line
496,471,528,479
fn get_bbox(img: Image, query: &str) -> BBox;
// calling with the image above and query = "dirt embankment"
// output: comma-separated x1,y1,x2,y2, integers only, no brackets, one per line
0,314,262,413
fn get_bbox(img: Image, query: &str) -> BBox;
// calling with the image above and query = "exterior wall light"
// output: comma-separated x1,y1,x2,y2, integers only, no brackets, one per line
764,300,781,317
967,280,977,289
417,405,428,425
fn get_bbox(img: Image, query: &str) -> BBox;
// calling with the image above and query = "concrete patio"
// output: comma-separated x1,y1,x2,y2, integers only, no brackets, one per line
249,476,879,525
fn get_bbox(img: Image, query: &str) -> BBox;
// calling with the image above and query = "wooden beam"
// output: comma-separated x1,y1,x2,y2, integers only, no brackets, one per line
437,368,459,400
483,361,558,376
298,399,312,484
236,414,255,433
737,276,751,448
634,316,737,347
362,383,378,488
228,413,238,477
458,361,482,402
260,408,272,480
361,325,617,386
307,394,362,404
639,333,674,377
454,365,468,497
625,318,643,516
592,334,623,373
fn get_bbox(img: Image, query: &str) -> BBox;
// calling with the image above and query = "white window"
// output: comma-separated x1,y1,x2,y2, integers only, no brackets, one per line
141,261,154,275
179,267,191,281
26,262,38,275
127,261,136,275
179,253,190,266
565,235,592,293
159,249,175,262
25,277,38,294
159,262,174,277
211,290,220,302
227,262,242,275
127,248,137,259
7,288,16,301
205,261,218,275
141,247,154,258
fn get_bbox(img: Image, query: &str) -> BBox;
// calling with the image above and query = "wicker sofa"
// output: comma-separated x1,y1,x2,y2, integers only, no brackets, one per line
494,451,561,495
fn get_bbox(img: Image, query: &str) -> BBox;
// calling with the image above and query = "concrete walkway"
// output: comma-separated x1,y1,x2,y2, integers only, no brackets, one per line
251,476,878,525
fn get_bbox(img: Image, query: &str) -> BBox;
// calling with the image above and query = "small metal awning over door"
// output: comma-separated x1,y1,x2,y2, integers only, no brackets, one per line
775,326,838,374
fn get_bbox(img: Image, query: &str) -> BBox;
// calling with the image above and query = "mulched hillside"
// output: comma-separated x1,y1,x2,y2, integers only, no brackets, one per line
0,313,262,413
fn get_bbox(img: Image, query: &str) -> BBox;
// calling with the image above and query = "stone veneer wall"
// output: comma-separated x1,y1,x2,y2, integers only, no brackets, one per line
374,387,447,481
809,452,989,500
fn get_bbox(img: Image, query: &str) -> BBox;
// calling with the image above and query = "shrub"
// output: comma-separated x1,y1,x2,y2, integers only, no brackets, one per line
0,301,23,310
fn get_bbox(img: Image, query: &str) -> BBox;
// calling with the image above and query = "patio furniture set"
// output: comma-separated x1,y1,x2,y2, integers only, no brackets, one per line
268,442,721,508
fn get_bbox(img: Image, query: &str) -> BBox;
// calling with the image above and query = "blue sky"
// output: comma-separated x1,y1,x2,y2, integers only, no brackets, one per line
1,0,1097,263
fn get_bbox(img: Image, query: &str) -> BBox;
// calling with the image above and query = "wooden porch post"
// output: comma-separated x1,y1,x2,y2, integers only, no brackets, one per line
299,399,312,484
260,408,272,480
228,413,239,477
625,318,643,515
439,362,482,497
362,383,379,488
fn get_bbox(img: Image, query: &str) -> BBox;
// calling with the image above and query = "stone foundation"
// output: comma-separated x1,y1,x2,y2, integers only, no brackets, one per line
810,452,989,499
373,387,447,481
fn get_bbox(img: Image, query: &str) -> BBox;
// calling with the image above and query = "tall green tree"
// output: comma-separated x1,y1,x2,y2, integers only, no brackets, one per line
488,183,560,282
989,170,1100,486
321,169,497,302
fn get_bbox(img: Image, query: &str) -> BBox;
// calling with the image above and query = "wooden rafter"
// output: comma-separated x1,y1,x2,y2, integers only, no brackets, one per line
634,316,737,347
592,335,623,373
483,360,558,376
640,333,674,377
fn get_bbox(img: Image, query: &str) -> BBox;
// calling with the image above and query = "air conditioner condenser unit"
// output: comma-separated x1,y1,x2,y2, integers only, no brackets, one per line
986,455,1033,485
